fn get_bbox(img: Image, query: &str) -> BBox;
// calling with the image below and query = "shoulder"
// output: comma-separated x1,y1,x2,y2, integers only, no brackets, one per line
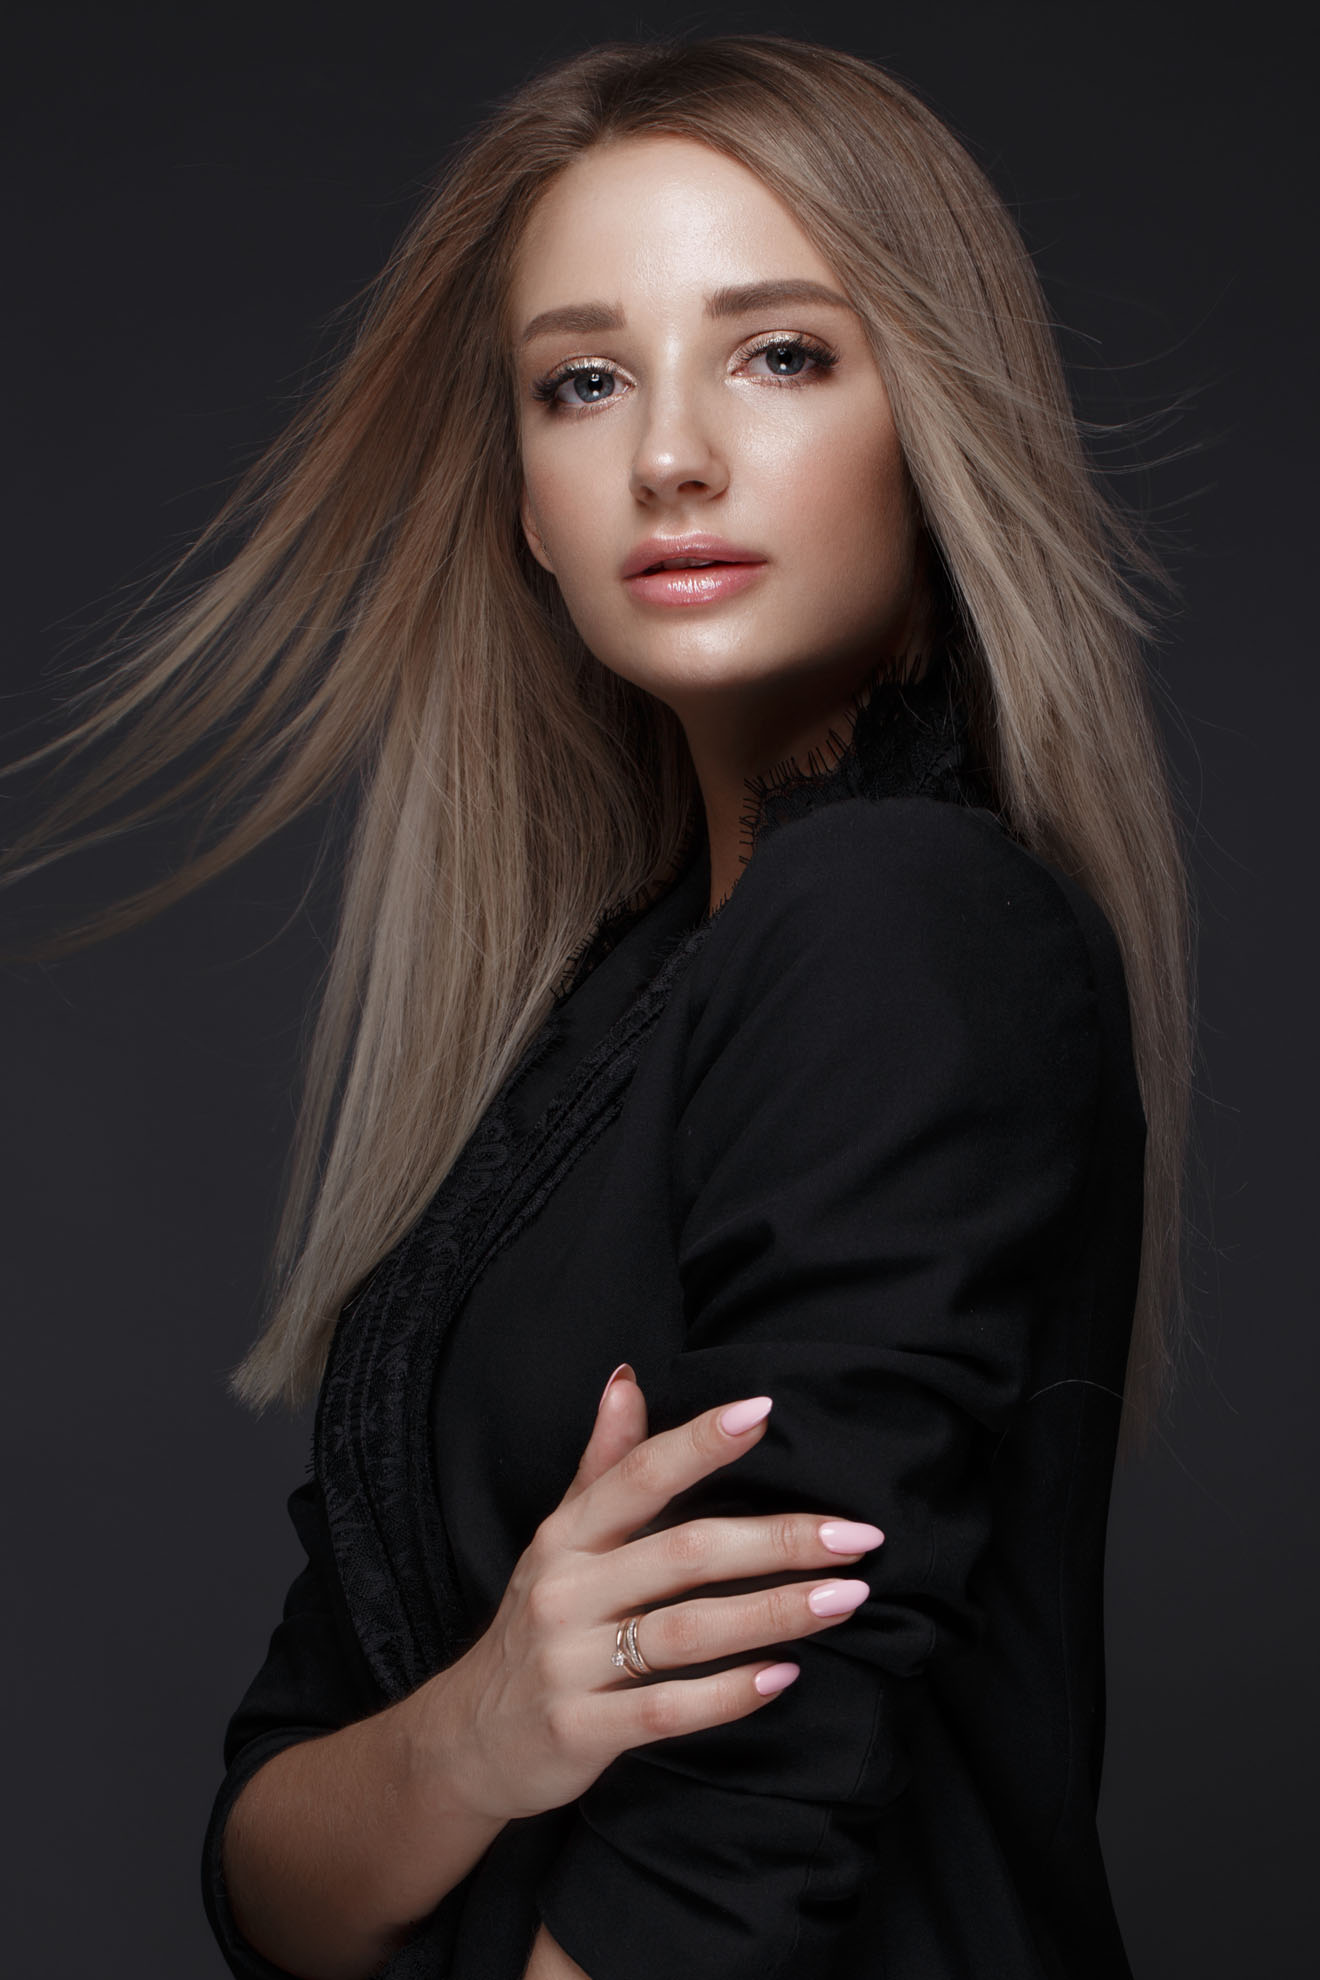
691,796,1114,1029
675,795,1118,1211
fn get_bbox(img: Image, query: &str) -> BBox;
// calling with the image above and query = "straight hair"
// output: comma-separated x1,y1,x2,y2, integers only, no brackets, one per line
1,34,1193,1461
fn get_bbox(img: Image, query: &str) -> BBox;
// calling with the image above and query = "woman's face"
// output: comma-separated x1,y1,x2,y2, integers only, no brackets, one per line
509,135,925,742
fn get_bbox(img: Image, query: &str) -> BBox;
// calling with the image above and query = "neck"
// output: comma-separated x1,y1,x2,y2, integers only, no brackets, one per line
692,682,866,916
683,570,943,915
690,648,942,918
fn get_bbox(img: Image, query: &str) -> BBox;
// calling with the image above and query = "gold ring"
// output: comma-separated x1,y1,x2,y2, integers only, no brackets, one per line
611,1611,652,1679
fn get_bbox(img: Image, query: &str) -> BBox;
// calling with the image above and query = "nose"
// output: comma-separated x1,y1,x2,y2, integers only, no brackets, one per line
628,380,729,505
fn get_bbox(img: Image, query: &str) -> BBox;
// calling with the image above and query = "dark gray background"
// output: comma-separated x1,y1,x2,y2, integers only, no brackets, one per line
2,2,1310,1973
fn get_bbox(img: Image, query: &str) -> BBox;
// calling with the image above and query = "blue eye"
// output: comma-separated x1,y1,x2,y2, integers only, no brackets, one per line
530,362,621,407
563,367,615,405
757,341,810,376
530,332,837,413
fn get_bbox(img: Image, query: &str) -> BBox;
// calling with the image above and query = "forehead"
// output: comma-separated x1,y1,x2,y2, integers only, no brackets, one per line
509,135,838,313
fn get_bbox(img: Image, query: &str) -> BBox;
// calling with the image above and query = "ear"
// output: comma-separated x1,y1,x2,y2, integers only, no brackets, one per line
520,483,555,574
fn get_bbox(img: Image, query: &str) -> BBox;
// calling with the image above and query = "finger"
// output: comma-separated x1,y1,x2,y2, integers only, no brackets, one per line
596,1574,869,1678
561,1363,648,1504
565,1395,774,1551
590,1509,885,1613
592,1659,800,1753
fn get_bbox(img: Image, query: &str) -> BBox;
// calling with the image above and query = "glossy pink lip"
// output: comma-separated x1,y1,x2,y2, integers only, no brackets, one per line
620,534,765,579
624,562,767,607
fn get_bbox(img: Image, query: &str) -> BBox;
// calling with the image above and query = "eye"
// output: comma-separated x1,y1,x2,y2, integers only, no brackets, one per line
528,331,838,415
741,334,838,382
531,362,620,410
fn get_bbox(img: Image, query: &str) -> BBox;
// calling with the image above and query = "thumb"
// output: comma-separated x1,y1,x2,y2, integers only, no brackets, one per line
564,1362,647,1501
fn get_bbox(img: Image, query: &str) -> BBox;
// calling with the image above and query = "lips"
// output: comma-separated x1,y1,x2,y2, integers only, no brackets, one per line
643,556,726,574
620,536,765,579
622,560,768,608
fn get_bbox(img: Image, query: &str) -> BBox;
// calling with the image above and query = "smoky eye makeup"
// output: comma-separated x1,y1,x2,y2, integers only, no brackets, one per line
529,330,840,413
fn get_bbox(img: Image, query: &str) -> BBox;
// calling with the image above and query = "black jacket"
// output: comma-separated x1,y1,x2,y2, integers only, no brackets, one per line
201,661,1145,1980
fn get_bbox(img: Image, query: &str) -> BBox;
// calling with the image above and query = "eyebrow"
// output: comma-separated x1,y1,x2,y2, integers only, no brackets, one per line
517,278,856,348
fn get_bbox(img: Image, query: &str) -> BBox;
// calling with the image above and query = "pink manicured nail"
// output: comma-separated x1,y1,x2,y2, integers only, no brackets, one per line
754,1662,800,1696
598,1363,633,1410
718,1396,773,1436
808,1579,870,1617
819,1520,885,1553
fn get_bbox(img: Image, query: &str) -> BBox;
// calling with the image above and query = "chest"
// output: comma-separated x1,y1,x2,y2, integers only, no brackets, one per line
429,993,702,1631
314,938,709,1700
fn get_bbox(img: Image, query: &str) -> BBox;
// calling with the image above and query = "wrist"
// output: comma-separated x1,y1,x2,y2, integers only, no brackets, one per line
398,1662,508,1833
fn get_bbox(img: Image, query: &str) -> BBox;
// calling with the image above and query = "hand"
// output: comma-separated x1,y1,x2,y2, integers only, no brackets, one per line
421,1365,885,1824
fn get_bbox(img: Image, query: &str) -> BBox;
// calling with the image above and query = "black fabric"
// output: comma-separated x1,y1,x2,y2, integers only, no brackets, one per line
201,654,1144,1979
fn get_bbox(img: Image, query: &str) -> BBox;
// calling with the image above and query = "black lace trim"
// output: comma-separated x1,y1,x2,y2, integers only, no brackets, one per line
314,644,990,1705
313,922,713,1702
718,646,992,913
550,805,705,1007
555,649,987,984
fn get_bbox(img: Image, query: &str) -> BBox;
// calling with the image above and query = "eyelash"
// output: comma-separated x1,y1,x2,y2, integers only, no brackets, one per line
530,331,839,413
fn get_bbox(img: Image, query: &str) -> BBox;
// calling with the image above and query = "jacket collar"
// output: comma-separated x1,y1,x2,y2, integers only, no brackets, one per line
558,645,990,1001
736,644,990,859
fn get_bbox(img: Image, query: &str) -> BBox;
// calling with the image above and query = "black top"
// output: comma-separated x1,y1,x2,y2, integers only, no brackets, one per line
201,656,1145,1980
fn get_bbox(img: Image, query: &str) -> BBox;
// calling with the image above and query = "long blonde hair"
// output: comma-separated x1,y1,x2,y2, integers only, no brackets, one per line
1,33,1192,1460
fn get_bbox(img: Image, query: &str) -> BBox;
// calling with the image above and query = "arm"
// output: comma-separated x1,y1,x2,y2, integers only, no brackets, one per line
220,1670,506,1980
203,1479,507,1980
531,797,1129,1980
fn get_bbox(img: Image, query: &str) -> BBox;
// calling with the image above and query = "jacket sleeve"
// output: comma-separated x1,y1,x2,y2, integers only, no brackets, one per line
200,1474,383,1978
533,796,1112,1980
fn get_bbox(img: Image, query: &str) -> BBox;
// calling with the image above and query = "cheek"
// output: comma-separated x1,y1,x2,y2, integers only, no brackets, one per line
523,450,609,577
763,408,912,574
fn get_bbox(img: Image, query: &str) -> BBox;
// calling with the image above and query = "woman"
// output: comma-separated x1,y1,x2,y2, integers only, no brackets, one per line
2,32,1190,1980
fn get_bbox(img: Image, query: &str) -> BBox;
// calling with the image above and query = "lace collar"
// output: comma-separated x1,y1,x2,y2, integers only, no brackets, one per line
557,645,990,999
720,643,988,896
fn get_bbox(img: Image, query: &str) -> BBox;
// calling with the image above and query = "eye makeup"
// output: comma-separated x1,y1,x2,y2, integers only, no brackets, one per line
530,330,839,413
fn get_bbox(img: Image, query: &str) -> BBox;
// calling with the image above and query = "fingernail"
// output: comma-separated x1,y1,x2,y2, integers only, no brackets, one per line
754,1662,800,1696
598,1362,633,1410
718,1396,773,1436
819,1520,885,1553
808,1579,870,1617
